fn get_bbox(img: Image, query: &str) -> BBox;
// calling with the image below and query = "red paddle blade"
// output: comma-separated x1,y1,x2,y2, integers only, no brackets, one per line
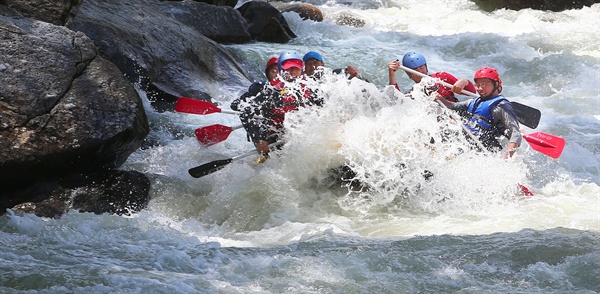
175,97,222,115
195,124,233,146
518,184,534,196
523,132,565,159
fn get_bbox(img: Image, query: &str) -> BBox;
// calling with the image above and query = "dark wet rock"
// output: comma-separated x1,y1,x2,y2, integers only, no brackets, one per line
11,170,151,217
160,0,238,7
0,0,82,25
0,14,148,190
237,1,297,43
67,0,252,108
472,0,600,12
0,13,150,215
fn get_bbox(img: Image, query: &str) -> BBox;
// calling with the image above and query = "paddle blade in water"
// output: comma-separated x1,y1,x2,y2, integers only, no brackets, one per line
175,97,221,115
195,124,234,146
188,158,233,178
518,184,534,196
523,132,565,159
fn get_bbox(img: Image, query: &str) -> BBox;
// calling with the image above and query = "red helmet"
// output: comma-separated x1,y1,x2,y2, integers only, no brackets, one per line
266,57,278,69
265,57,278,78
474,67,502,87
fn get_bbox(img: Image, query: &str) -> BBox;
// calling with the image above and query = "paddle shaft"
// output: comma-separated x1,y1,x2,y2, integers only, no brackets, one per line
398,65,478,98
397,64,491,151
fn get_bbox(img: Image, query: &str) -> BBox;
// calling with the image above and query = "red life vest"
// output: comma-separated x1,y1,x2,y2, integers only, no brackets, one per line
268,78,313,129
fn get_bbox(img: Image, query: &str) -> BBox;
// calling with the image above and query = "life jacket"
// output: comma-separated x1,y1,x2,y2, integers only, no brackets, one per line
464,95,508,149
267,78,315,129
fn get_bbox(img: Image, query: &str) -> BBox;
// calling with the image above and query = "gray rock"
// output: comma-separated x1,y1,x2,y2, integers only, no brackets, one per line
0,14,149,212
11,170,151,217
237,1,297,43
0,0,82,26
67,0,252,106
472,0,599,12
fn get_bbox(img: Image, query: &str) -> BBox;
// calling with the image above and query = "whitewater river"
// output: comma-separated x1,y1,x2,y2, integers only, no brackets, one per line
1,0,599,292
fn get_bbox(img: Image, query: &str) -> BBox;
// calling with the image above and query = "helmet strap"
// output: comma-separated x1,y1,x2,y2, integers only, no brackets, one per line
482,81,501,100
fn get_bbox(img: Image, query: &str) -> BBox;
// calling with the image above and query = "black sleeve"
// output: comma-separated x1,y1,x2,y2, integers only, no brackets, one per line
236,86,282,119
247,82,264,96
238,87,282,143
231,82,266,111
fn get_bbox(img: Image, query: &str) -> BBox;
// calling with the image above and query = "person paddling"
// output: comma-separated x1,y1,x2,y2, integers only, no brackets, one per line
231,56,279,112
303,51,325,79
236,52,323,161
388,51,475,102
433,67,522,158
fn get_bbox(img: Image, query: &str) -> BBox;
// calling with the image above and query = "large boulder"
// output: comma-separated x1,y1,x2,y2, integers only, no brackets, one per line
237,1,297,43
189,0,238,8
0,13,150,211
0,0,82,25
158,0,251,44
67,0,253,109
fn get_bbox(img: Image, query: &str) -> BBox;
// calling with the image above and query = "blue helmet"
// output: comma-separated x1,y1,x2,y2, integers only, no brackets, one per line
278,51,303,71
303,51,323,62
402,52,427,69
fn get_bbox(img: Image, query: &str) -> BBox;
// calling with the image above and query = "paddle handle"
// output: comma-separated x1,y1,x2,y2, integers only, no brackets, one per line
220,109,242,115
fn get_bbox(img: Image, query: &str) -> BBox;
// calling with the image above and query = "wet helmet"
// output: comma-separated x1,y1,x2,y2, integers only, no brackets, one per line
278,51,303,71
474,66,502,87
303,51,323,62
402,51,427,69
266,57,278,69
265,57,278,78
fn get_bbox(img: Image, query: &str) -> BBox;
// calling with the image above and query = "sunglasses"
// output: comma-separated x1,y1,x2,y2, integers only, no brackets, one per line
475,81,493,87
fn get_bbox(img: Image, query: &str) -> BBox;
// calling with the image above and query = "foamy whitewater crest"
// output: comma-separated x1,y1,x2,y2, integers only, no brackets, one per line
279,74,530,215
365,1,600,43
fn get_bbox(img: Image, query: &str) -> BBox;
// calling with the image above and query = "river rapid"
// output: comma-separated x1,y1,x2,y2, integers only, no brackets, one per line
1,0,599,293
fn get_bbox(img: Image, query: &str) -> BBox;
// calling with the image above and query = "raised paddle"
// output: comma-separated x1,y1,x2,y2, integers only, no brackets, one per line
510,101,541,129
397,64,541,129
175,97,241,115
188,141,285,178
195,124,243,146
